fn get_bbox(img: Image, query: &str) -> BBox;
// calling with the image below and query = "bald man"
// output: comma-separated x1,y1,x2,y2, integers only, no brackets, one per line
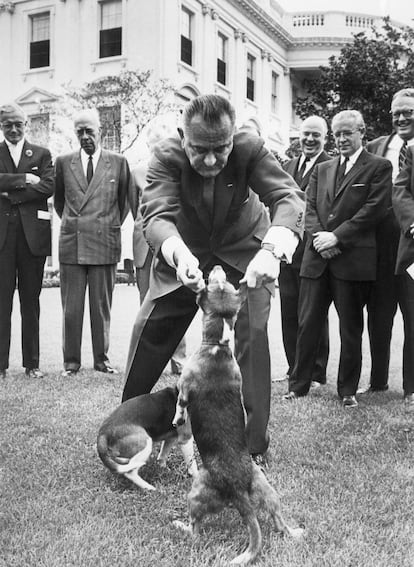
281,116,331,386
54,109,131,376
0,103,54,379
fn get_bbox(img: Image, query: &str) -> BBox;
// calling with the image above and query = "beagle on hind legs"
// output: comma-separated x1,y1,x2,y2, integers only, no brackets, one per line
173,265,304,565
97,386,197,491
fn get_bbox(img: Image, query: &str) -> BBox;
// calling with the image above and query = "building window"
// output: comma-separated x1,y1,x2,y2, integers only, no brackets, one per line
246,54,255,101
100,0,122,58
271,71,278,113
99,106,121,152
30,12,50,69
217,32,227,85
181,7,193,66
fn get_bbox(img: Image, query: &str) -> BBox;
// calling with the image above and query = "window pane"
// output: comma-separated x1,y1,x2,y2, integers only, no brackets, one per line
217,59,226,84
218,32,227,61
247,54,255,79
181,35,192,65
30,40,50,68
181,7,191,38
100,27,122,58
31,13,50,42
101,0,122,30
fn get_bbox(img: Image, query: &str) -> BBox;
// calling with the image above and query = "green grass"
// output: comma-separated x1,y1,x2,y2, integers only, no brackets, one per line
1,286,414,567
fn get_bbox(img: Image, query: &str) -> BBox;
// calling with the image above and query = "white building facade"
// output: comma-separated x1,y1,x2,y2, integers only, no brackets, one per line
0,0,389,266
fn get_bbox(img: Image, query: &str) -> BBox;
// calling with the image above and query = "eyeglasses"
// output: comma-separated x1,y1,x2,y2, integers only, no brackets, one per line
333,129,360,139
390,109,414,119
1,121,25,129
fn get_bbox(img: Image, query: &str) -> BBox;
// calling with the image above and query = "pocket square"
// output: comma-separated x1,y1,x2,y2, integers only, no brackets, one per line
31,166,39,171
351,183,366,187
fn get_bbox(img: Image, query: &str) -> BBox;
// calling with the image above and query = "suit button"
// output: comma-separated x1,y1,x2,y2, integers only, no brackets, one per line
329,214,334,218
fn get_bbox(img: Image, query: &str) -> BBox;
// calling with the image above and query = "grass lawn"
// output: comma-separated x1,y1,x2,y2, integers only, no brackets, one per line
1,285,413,567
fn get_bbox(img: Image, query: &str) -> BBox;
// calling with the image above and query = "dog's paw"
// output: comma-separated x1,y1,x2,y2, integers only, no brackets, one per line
172,520,192,535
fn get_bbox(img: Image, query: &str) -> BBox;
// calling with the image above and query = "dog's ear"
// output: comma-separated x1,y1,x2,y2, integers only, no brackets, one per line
237,282,248,305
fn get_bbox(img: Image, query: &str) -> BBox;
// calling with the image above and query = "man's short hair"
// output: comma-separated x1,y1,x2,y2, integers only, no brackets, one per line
392,88,414,101
73,108,101,128
182,94,236,130
0,102,26,123
332,110,365,131
300,115,328,137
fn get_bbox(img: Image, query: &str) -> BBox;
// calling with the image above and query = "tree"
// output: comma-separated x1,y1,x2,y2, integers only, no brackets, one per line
295,18,414,141
64,69,178,153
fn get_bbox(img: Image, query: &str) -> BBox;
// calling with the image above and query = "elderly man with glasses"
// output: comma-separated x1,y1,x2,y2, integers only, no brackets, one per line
284,110,391,408
0,102,54,380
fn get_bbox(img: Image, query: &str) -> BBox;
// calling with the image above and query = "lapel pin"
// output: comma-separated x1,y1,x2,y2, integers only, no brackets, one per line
226,183,233,188
25,149,33,157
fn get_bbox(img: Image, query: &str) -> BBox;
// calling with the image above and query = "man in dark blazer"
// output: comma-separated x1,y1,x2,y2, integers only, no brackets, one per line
54,109,130,376
392,145,414,406
122,94,305,467
284,110,391,408
280,116,331,386
0,103,54,379
361,88,414,393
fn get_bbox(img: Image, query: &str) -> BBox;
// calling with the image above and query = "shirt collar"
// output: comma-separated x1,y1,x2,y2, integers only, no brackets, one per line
341,146,363,166
80,147,101,163
299,150,323,168
5,138,25,155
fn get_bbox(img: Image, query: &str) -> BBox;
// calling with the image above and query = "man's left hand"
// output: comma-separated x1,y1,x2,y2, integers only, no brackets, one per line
240,249,280,288
313,231,339,252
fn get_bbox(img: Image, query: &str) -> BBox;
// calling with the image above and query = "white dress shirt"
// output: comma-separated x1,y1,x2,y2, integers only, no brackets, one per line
80,147,101,179
5,138,25,168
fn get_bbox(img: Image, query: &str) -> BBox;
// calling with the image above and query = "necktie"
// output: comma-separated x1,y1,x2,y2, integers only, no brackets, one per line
295,156,310,186
202,178,215,221
86,155,94,184
399,141,408,171
335,157,349,194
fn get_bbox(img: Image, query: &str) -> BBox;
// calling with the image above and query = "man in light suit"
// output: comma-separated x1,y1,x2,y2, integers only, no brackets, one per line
0,103,54,379
280,116,331,386
121,94,305,467
360,88,414,393
54,109,130,376
284,110,391,408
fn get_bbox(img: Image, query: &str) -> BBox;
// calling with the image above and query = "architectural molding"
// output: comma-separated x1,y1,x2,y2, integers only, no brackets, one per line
0,2,15,13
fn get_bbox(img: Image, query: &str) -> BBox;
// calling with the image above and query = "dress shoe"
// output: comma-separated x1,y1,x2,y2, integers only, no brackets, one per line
357,385,388,394
283,391,299,400
251,452,269,470
25,368,44,379
61,369,78,377
342,395,358,408
404,393,414,406
94,362,118,374
0,369,6,379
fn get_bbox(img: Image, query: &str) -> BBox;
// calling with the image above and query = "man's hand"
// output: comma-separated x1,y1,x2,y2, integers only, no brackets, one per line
240,249,280,288
26,173,40,185
313,231,339,253
175,250,205,293
320,246,342,259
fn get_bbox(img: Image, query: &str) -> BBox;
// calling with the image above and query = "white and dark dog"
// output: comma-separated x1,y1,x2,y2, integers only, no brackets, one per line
173,265,304,565
97,386,197,491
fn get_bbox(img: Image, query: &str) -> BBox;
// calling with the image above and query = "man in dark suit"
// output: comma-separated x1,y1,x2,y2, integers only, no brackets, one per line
54,109,130,376
122,94,305,467
280,116,331,386
392,137,414,405
360,88,414,393
0,103,54,379
284,110,391,408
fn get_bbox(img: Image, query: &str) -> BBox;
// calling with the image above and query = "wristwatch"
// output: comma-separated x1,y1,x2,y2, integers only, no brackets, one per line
260,242,279,259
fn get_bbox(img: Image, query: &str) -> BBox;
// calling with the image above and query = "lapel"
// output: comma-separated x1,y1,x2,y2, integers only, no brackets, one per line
16,140,32,173
0,141,15,172
70,151,88,194
377,134,394,156
326,157,340,202
334,149,368,200
79,150,109,209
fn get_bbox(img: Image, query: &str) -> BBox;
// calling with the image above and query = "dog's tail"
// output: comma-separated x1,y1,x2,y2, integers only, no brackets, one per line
231,493,262,565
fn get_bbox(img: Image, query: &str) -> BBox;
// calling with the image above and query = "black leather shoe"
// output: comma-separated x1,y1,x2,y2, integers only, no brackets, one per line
251,453,269,470
404,393,414,406
283,391,299,400
0,369,6,379
94,362,118,374
25,368,44,379
342,395,358,408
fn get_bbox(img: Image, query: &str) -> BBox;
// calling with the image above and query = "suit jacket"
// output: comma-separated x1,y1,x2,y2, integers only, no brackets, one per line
393,146,414,274
141,129,305,299
130,164,150,268
283,151,331,269
0,140,54,256
54,149,130,265
301,149,392,281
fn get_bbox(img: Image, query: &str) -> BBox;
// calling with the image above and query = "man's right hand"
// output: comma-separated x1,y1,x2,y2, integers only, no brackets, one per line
26,173,41,185
175,250,205,293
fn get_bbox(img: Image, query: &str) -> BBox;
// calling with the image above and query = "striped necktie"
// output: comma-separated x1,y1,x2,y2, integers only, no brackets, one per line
335,157,349,194
295,157,310,186
399,141,408,171
86,155,94,184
